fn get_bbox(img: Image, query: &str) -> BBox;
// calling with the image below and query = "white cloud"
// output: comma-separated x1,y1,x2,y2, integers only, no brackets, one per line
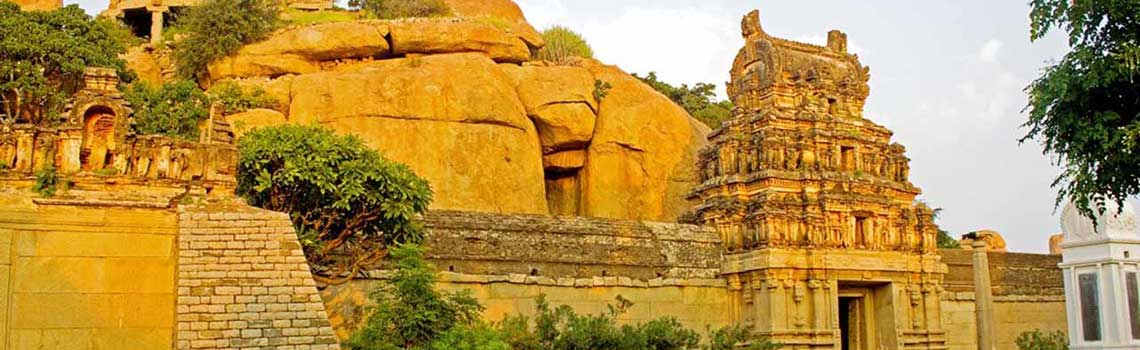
515,0,568,30
977,39,1003,63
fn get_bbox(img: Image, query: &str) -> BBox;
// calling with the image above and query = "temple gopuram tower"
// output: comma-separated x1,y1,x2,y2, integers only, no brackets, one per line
691,10,947,349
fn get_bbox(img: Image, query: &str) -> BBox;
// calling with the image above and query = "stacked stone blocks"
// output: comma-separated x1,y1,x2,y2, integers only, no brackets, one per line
177,204,339,350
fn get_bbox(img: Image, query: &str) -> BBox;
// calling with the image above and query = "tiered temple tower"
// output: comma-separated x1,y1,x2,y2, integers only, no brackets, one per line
691,10,947,349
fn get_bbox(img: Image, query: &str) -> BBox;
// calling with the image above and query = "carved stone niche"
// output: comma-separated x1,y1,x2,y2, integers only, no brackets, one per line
62,68,132,173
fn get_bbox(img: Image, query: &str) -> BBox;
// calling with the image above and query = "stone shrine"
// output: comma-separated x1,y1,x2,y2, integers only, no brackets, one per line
690,10,947,349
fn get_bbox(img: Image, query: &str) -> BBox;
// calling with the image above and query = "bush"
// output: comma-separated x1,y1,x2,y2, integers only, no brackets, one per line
345,244,482,350
633,72,733,129
1016,330,1068,350
535,26,594,64
348,0,450,19
125,80,211,140
173,0,280,79
236,125,432,283
33,168,60,197
206,81,279,115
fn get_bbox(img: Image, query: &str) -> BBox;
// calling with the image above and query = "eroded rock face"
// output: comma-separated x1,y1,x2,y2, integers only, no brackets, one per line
208,2,709,222
442,0,544,48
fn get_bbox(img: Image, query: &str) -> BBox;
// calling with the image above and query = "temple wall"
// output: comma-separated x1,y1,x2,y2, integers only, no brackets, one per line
0,188,178,350
938,249,1067,350
321,210,737,339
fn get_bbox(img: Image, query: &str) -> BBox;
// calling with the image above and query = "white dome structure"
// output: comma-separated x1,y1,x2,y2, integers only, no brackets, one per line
1061,200,1139,244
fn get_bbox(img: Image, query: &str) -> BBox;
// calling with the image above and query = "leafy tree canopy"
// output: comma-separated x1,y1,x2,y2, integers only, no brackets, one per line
0,2,133,125
1023,0,1140,218
633,72,733,129
125,80,211,140
236,125,432,284
173,0,280,79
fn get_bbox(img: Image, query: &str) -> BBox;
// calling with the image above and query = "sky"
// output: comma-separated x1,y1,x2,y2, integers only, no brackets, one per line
67,0,1086,253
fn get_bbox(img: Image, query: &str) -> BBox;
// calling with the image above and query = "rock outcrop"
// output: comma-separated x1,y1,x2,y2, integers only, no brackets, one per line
132,0,709,222
13,0,60,10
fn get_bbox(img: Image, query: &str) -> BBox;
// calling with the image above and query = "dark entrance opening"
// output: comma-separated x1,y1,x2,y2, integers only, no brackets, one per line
839,297,853,350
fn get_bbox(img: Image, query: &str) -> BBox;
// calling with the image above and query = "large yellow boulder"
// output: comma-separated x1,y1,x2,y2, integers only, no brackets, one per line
389,19,530,64
281,53,548,214
123,46,165,85
442,0,544,48
577,60,711,221
499,64,597,154
227,108,288,139
209,54,321,81
241,21,390,61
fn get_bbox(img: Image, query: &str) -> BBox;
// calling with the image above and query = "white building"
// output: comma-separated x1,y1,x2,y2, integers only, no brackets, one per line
1060,200,1140,349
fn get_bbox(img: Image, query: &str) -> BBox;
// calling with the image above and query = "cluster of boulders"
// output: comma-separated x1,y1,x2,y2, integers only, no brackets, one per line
126,0,709,222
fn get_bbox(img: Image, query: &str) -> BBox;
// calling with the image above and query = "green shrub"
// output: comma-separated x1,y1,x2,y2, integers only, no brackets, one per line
429,322,512,350
124,80,211,140
173,0,280,79
206,81,279,114
1016,330,1068,350
593,79,611,102
633,72,733,129
33,168,60,197
347,0,450,19
236,125,432,281
345,244,482,350
535,26,594,64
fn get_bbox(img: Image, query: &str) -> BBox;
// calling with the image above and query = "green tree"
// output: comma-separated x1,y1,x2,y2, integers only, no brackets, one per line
124,80,211,140
535,26,594,64
932,207,960,249
633,72,734,129
1016,329,1068,350
346,244,483,350
173,0,280,79
0,2,132,125
1023,0,1140,219
347,0,450,19
236,125,432,284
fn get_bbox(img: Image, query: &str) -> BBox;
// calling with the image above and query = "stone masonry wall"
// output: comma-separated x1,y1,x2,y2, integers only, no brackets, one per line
177,202,339,350
938,249,1067,350
322,210,733,340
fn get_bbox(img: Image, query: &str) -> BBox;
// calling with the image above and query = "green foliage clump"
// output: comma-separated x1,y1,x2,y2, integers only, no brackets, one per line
206,81,279,115
535,26,594,64
0,2,133,125
633,72,733,129
124,80,211,140
32,168,60,197
931,207,960,249
282,8,362,25
173,0,280,79
705,326,782,350
593,79,612,103
346,244,483,350
1015,329,1068,350
236,125,432,281
348,0,450,19
1023,0,1140,219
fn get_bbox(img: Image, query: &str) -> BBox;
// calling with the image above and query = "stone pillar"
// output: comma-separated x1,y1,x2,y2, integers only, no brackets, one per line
13,129,33,172
149,9,164,45
972,240,995,350
57,129,81,173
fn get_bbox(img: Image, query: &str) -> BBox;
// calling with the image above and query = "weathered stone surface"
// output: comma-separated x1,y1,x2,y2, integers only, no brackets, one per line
227,108,287,139
123,46,164,85
13,0,60,10
242,22,390,61
543,149,585,172
442,0,544,48
578,59,710,221
500,64,598,153
285,53,548,214
389,19,530,63
209,53,320,81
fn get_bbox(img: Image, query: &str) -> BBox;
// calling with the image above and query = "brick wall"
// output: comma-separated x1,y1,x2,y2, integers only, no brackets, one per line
176,202,339,350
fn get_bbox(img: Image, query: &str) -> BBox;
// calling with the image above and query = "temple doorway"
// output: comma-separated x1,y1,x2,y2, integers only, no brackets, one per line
838,287,878,350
